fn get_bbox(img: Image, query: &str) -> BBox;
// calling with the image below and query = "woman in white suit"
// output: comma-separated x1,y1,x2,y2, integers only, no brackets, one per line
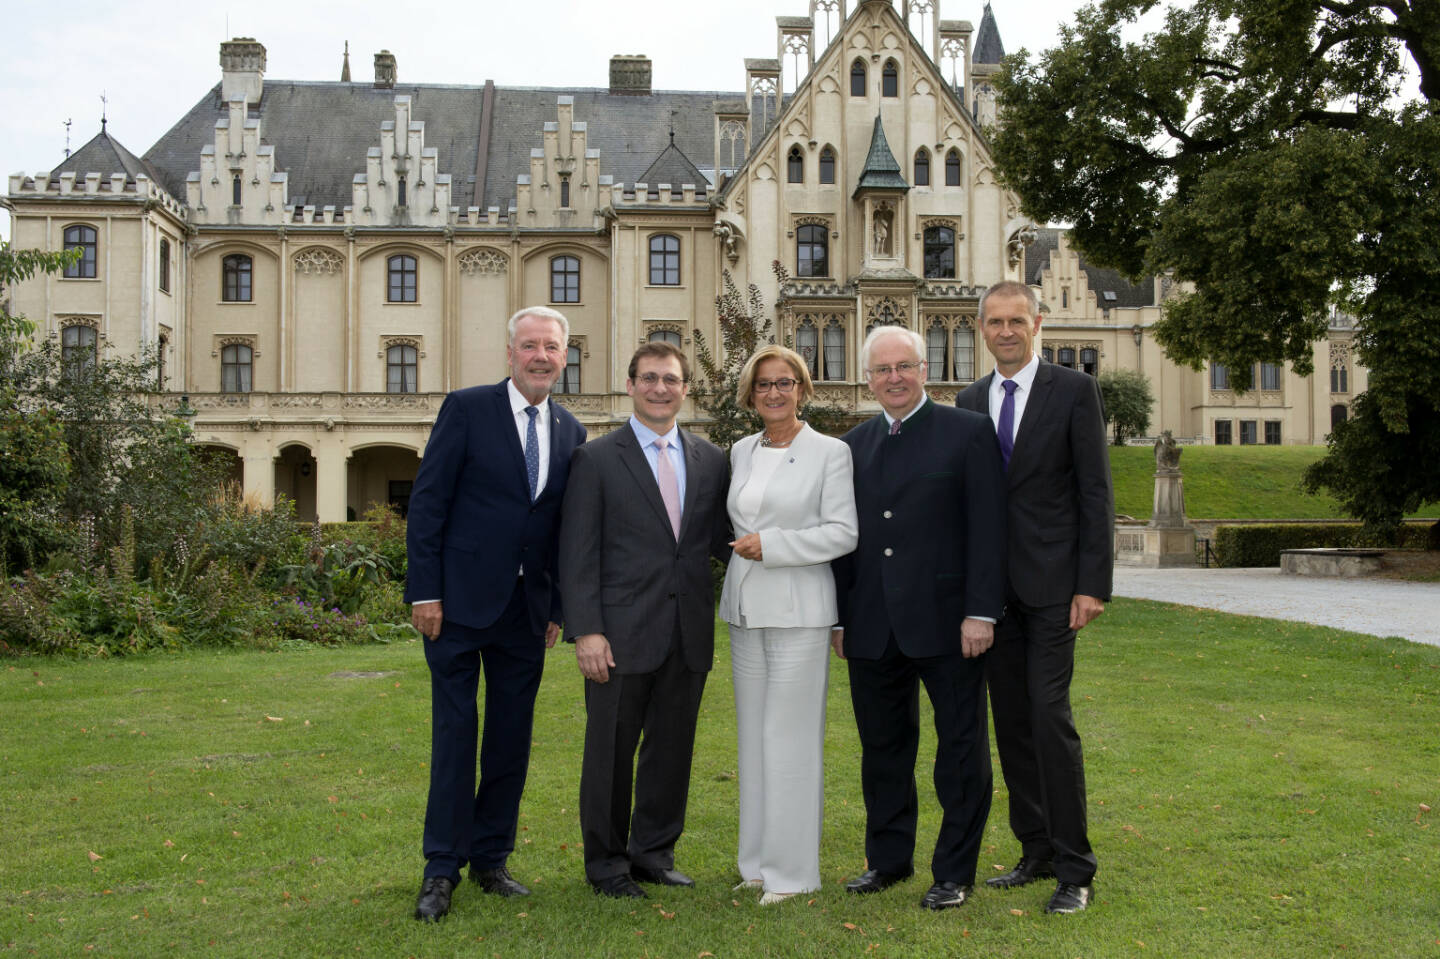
719,344,858,904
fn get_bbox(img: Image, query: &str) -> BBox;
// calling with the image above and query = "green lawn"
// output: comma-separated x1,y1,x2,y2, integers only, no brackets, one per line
1108,445,1440,520
3,605,1438,958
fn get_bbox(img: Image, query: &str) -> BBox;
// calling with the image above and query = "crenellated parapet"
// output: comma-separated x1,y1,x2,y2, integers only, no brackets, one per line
7,171,187,220
350,96,453,227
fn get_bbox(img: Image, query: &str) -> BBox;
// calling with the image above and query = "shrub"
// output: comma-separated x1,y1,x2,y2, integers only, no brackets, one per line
1213,522,1433,567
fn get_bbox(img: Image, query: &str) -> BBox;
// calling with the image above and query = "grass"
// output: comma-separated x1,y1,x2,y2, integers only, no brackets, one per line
1108,444,1440,521
3,606,1439,958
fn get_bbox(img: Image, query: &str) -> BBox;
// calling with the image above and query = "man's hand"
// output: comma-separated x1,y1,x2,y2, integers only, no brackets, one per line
829,628,846,659
544,621,561,649
1070,594,1105,631
730,533,763,561
575,633,616,683
412,602,443,641
961,617,994,658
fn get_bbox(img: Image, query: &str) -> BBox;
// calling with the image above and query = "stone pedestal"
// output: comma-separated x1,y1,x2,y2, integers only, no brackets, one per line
1116,456,1198,567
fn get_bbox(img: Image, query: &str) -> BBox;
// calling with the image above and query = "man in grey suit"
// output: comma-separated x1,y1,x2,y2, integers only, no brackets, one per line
559,341,731,899
956,280,1114,914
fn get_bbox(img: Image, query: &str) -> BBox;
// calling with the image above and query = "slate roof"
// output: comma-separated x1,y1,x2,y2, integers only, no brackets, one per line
1026,228,1156,309
974,3,1005,64
139,79,739,214
638,134,708,190
853,115,909,193
52,127,166,185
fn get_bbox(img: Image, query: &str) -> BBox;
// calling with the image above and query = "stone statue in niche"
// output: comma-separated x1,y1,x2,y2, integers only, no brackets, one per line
872,210,891,256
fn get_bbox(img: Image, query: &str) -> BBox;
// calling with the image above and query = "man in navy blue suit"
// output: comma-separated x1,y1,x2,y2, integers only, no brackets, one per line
404,306,587,921
831,326,1007,912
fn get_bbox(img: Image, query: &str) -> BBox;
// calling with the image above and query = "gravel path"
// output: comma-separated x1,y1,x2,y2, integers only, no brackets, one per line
1111,567,1440,647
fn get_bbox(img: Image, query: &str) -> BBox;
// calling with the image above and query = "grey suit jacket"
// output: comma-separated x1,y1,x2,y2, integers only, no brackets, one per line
956,359,1114,607
558,421,731,674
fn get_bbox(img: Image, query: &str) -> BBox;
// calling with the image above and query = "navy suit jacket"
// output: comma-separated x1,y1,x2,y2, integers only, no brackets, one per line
833,399,1008,660
404,379,587,634
956,360,1114,607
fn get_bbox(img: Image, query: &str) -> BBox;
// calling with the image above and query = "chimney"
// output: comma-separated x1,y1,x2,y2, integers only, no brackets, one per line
220,38,266,106
374,50,397,89
609,55,652,95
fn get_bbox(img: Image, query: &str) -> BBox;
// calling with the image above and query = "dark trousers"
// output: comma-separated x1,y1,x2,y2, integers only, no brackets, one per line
579,643,707,881
847,634,992,885
422,578,545,881
988,598,1096,884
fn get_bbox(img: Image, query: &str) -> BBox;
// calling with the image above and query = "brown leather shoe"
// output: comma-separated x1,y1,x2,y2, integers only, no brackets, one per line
984,856,1055,889
1045,881,1094,914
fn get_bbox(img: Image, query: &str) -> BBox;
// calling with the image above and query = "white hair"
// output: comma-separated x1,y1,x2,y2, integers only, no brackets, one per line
860,325,926,373
507,305,570,344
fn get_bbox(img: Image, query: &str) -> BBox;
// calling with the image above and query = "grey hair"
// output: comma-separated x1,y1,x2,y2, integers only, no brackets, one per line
507,305,570,344
977,281,1039,321
860,325,926,374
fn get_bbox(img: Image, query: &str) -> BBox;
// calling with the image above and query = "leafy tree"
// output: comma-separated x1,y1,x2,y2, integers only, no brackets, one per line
991,0,1438,534
691,269,770,452
1097,369,1154,445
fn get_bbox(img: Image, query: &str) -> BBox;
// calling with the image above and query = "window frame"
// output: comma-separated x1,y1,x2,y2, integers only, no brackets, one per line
926,321,948,381
850,59,867,96
1260,361,1282,391
821,317,846,381
787,146,804,184
923,226,955,279
387,254,418,303
1264,420,1282,445
1210,361,1230,390
819,146,836,185
220,343,254,393
913,149,930,187
795,224,829,278
951,324,975,381
555,344,582,394
386,343,418,393
61,324,97,378
1214,419,1233,445
159,238,171,294
221,254,253,302
796,319,821,379
550,255,580,303
882,59,899,97
1239,420,1258,445
648,234,681,286
62,225,98,279
945,149,961,186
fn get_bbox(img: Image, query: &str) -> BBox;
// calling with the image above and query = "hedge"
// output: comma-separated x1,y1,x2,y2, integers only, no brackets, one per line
1213,522,1435,568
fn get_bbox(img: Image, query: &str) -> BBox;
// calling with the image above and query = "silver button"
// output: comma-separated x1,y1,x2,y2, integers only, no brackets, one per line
883,510,893,519
883,547,894,557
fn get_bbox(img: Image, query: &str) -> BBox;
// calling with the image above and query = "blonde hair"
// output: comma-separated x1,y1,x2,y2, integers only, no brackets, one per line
735,344,815,410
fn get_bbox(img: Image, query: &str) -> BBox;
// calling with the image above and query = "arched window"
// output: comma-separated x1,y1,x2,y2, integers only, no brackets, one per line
1080,347,1098,376
61,324,97,378
63,225,97,278
1330,360,1348,394
796,224,828,278
819,147,836,185
550,255,580,303
822,317,846,380
556,345,582,394
649,234,681,286
923,226,955,278
386,344,418,393
914,149,930,187
222,254,252,302
926,320,948,381
882,60,899,97
850,59,867,96
796,319,820,378
221,344,253,393
787,146,804,183
952,325,975,381
387,255,417,303
945,149,962,186
159,238,171,293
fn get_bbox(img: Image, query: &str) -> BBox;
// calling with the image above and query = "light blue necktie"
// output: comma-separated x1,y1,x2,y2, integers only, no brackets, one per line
524,406,540,501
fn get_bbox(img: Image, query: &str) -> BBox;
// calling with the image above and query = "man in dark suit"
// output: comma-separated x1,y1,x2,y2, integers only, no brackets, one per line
559,341,730,899
404,306,587,921
956,280,1114,914
830,326,1007,911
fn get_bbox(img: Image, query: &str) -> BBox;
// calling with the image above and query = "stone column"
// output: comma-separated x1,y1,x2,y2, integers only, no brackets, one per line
314,441,351,523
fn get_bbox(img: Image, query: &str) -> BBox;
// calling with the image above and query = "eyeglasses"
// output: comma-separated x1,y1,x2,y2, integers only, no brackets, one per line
635,373,686,388
753,378,798,394
866,361,923,378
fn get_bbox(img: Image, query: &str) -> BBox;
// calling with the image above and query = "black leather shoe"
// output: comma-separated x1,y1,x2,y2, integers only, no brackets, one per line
985,856,1055,889
414,876,455,921
590,874,648,898
631,864,695,887
470,865,530,897
919,881,974,910
1046,881,1094,914
844,867,913,894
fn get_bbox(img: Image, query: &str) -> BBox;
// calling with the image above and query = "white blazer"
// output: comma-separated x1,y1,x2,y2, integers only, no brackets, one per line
718,424,858,629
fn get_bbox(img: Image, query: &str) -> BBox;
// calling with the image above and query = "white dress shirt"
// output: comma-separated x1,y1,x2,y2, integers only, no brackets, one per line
987,352,1040,444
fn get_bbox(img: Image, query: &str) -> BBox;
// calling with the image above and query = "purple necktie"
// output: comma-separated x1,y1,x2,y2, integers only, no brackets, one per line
888,418,901,436
654,437,682,539
997,379,1018,470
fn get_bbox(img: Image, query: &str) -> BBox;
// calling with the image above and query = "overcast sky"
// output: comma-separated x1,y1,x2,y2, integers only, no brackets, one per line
0,0,1094,240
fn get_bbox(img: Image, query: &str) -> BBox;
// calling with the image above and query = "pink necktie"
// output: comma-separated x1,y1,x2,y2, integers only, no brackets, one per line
654,437,682,539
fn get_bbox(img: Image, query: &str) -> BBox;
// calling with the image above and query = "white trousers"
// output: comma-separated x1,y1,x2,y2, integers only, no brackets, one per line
729,622,831,894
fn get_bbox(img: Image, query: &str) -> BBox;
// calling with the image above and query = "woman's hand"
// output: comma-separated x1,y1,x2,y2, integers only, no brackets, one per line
730,532,763,561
